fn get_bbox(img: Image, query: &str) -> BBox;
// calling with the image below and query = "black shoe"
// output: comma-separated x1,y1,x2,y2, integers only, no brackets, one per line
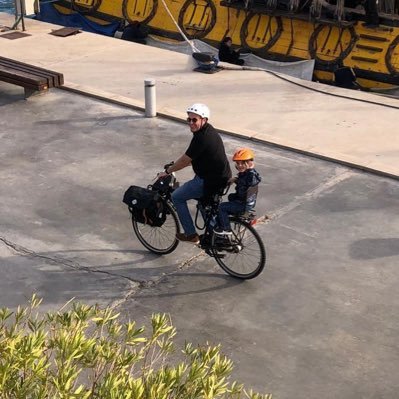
213,235,232,246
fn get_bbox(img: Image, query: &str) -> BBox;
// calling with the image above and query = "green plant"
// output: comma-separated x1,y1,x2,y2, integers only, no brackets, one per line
0,295,272,399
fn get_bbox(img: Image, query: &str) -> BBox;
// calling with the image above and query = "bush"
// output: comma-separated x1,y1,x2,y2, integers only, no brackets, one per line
0,295,271,399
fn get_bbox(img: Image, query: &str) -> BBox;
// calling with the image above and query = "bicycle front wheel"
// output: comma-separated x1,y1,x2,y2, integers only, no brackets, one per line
211,217,266,279
132,200,180,255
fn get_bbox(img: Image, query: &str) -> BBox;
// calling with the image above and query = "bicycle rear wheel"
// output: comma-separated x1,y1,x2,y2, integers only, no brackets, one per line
132,200,180,254
211,217,266,279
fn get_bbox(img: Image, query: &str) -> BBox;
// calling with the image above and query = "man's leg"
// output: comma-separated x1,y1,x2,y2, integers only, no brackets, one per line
172,175,204,236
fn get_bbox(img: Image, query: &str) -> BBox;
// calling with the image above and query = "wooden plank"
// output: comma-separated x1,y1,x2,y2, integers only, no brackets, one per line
0,56,62,75
0,56,64,86
49,27,81,37
0,65,48,83
0,75,47,90
0,60,56,88
0,59,63,87
0,66,48,89
0,56,63,96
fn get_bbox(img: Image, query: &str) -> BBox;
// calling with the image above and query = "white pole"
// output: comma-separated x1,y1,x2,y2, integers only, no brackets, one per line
144,78,156,118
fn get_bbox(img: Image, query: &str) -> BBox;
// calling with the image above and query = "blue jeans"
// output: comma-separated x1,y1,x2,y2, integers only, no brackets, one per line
171,175,204,235
218,201,245,231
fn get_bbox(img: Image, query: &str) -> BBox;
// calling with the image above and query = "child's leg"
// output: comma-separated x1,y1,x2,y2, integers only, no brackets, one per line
218,201,245,231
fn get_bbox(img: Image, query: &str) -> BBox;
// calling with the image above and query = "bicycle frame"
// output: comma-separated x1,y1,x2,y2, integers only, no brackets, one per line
151,168,254,243
131,168,266,279
193,186,254,253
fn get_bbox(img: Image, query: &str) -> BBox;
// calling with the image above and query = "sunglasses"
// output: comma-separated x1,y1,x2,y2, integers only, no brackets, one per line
187,117,200,123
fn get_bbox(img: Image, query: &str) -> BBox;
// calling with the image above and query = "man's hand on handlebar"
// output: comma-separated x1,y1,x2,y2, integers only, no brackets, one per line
156,161,174,179
157,171,169,179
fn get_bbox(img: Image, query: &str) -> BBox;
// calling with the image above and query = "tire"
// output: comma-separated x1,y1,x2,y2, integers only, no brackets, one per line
211,217,266,279
132,201,180,254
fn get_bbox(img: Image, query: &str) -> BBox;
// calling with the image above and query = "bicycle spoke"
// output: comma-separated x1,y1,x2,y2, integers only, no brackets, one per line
132,201,180,254
211,218,265,279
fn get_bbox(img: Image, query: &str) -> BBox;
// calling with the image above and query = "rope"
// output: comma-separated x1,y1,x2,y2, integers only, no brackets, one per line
219,63,399,110
267,0,278,9
334,0,345,21
159,0,200,52
270,72,399,110
157,0,399,110
310,0,323,18
289,0,300,12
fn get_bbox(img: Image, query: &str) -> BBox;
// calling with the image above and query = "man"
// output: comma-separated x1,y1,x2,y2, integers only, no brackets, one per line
158,103,231,244
218,37,245,66
334,65,361,90
121,21,148,44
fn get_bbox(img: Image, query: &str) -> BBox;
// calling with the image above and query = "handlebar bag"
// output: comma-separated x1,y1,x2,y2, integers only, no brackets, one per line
150,174,174,194
123,185,166,227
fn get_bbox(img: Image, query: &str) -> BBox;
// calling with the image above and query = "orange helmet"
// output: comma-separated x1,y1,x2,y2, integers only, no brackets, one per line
233,148,254,161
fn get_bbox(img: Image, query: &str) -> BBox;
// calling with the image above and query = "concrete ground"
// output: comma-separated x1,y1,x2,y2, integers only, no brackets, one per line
1,13,399,179
1,82,399,398
1,11,399,399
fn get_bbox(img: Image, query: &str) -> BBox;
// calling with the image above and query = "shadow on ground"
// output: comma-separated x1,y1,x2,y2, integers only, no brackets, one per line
349,238,399,260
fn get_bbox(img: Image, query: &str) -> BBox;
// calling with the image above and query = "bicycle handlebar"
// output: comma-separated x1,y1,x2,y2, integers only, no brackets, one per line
163,161,174,172
160,161,231,199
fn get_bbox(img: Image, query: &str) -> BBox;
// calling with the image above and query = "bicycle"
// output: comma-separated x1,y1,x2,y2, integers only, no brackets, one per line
129,164,266,279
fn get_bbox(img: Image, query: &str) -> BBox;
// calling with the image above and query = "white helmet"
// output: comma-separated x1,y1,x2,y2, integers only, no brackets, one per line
186,103,210,119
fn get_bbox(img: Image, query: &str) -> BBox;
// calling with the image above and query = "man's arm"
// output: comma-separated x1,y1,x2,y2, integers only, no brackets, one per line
167,154,192,174
157,154,192,178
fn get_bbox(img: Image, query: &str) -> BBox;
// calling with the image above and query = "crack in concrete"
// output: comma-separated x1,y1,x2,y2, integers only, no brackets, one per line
3,165,330,310
0,235,145,285
0,176,317,311
0,235,208,310
0,236,147,310
110,251,207,308
2,167,349,310
114,169,352,306
255,214,270,225
178,251,207,270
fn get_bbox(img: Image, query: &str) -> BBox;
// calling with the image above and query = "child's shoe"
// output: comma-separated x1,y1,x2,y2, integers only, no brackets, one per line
213,227,232,236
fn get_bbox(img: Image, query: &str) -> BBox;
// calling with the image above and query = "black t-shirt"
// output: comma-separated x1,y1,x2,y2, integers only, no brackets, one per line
185,123,231,193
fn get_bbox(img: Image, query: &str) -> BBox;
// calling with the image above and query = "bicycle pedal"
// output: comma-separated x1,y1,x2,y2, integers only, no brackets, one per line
203,248,214,258
214,252,225,258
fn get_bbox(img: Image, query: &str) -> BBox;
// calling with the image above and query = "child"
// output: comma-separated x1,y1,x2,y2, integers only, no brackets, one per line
214,148,261,235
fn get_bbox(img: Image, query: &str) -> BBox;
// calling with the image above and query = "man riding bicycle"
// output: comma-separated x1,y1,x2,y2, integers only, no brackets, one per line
158,103,231,244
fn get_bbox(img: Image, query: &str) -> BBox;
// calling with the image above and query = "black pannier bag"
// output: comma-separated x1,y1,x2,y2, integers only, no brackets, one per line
123,185,166,227
149,174,174,194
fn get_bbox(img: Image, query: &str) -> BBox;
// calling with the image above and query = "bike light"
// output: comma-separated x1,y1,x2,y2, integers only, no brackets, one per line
250,219,257,226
